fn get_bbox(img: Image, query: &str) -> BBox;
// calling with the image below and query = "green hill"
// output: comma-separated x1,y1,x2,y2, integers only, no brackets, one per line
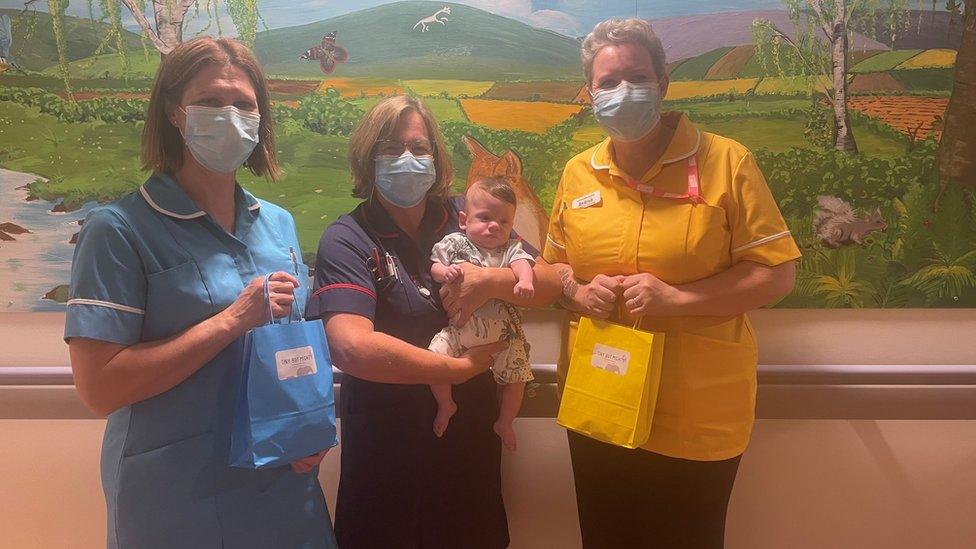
42,51,160,79
254,1,582,80
1,8,144,72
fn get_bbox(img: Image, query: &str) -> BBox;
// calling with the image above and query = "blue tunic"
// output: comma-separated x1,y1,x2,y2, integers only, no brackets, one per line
64,173,337,549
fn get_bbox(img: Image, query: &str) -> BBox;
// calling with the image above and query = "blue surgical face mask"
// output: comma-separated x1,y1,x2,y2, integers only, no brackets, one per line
373,152,436,208
591,81,662,142
181,105,260,173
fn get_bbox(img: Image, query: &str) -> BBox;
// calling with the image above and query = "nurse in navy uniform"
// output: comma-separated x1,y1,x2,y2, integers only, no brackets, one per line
308,95,561,548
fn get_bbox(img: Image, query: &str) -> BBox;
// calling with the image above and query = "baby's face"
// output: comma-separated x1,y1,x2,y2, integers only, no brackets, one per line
460,189,516,249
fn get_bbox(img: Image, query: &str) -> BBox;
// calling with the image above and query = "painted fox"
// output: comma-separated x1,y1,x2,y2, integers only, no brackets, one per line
462,135,549,253
812,195,887,248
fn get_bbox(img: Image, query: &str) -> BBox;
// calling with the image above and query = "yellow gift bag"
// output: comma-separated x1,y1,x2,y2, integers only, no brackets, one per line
556,317,666,449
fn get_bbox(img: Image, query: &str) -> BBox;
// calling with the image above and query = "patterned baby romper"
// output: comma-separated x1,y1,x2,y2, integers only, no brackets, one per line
428,232,535,384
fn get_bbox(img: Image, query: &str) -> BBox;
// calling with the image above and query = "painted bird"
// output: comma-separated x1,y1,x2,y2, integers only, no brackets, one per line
300,31,349,75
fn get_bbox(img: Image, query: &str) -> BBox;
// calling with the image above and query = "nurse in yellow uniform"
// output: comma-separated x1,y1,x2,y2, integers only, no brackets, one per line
543,19,800,548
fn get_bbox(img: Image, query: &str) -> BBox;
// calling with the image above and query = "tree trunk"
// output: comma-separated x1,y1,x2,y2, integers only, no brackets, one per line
938,1,976,188
153,0,191,57
831,0,859,153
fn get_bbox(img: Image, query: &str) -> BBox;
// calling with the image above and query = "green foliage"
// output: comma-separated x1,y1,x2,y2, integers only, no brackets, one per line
273,88,363,136
756,141,937,218
803,99,833,149
440,117,582,201
225,0,261,47
0,86,146,123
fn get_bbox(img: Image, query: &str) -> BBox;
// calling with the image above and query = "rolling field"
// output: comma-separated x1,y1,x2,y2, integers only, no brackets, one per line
670,47,734,80
459,99,581,132
483,81,584,102
402,80,495,98
352,96,468,122
705,45,756,80
848,95,950,139
890,68,955,92
665,78,758,100
853,50,923,73
317,77,403,98
849,72,905,93
896,49,957,69
754,76,831,96
43,51,160,79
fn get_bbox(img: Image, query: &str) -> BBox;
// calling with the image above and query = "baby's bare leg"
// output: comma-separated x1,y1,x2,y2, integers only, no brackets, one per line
430,383,457,438
494,382,525,452
511,258,535,298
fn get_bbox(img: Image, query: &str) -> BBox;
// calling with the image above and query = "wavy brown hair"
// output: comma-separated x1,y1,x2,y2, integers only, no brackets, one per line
348,95,453,199
142,36,280,180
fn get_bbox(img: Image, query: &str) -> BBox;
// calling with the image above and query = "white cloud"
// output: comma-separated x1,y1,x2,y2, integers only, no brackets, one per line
458,0,580,35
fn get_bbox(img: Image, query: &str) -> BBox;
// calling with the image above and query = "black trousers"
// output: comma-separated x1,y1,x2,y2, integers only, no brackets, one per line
568,431,742,549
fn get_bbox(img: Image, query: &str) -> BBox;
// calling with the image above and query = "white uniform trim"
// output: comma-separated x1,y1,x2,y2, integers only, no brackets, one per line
661,129,702,165
139,186,206,220
590,147,611,171
731,230,791,254
546,234,566,250
247,202,261,211
67,298,145,315
588,128,702,171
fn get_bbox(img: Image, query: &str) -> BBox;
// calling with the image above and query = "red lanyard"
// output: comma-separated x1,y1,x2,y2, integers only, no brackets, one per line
624,157,702,204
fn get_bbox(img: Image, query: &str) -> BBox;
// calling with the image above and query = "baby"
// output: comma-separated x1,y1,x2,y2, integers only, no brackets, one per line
428,177,535,451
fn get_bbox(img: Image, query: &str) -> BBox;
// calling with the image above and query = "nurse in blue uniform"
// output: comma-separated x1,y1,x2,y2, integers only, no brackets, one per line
309,95,562,548
65,37,336,549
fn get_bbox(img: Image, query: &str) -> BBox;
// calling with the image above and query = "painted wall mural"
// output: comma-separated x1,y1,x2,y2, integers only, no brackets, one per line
0,0,974,311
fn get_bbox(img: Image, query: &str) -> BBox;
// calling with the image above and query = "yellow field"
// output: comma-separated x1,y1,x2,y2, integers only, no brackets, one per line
317,77,403,98
403,80,495,97
460,99,582,133
754,76,831,96
896,49,957,70
665,78,759,100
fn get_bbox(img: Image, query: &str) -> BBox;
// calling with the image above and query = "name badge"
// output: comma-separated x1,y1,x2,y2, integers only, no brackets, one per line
571,190,601,209
275,346,318,380
591,343,630,375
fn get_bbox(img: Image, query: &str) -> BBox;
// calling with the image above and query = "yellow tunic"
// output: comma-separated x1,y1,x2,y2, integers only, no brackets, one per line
543,112,802,461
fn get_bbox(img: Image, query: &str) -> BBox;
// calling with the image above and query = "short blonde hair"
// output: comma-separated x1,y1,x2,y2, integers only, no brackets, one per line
142,37,280,180
348,96,453,200
581,18,667,86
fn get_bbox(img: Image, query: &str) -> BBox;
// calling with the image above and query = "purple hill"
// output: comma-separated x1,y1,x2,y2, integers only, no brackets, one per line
649,10,890,63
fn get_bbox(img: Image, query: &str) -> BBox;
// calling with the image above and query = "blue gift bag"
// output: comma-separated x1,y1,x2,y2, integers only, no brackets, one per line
230,275,338,469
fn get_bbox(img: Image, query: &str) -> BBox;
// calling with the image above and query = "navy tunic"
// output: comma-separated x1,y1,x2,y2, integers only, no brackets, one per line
308,195,531,549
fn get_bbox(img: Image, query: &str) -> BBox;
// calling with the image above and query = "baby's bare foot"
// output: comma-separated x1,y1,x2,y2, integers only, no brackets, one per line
433,400,457,438
493,419,517,452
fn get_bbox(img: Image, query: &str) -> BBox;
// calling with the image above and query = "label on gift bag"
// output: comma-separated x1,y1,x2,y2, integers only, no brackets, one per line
591,343,630,375
275,346,318,380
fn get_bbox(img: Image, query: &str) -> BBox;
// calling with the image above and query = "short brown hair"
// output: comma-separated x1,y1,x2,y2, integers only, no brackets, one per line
142,36,280,180
582,18,667,86
468,176,517,207
348,95,453,199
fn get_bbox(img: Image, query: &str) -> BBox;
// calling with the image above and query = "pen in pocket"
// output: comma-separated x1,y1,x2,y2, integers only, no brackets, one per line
289,246,299,277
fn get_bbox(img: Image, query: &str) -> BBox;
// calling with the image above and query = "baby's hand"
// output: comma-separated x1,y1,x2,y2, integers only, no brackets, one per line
514,279,535,299
443,264,464,283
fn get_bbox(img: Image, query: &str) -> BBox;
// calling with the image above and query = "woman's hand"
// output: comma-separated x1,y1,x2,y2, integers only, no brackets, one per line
574,274,622,319
620,273,683,317
223,271,301,334
450,341,507,383
290,449,329,474
439,262,495,326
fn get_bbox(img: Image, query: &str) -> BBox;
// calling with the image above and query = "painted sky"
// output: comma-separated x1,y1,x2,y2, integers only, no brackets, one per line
3,0,792,37
1,0,948,37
